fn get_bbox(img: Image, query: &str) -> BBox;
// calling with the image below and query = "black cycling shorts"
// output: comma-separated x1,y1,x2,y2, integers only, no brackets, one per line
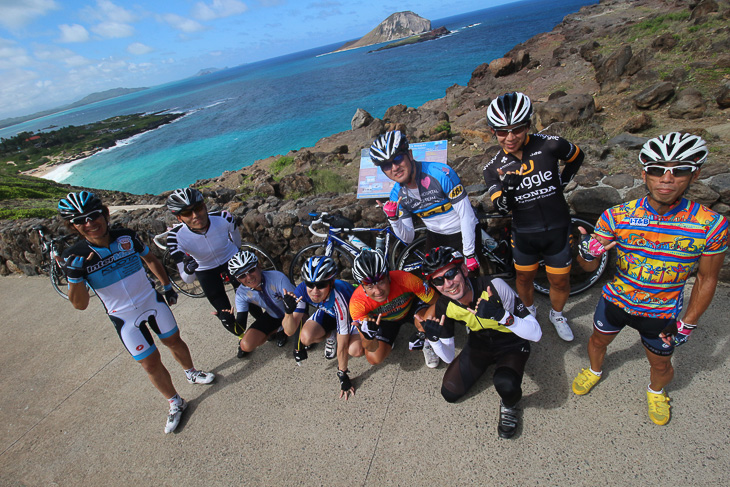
511,226,571,272
594,297,675,356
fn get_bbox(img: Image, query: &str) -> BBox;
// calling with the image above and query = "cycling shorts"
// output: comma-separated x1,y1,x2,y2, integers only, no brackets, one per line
374,304,421,346
511,226,571,273
594,297,675,356
308,309,358,335
108,292,179,361
249,312,283,335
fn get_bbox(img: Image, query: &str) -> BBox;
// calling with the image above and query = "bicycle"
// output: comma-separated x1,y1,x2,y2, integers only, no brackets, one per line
151,230,278,298
32,225,96,299
395,211,608,296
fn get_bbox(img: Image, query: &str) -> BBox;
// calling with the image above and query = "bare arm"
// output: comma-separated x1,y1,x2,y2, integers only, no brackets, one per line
68,282,91,310
141,252,171,287
681,252,725,324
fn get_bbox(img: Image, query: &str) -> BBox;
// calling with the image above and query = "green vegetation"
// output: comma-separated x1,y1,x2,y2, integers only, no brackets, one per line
627,11,690,42
432,121,452,138
271,156,294,177
0,173,70,220
308,168,354,194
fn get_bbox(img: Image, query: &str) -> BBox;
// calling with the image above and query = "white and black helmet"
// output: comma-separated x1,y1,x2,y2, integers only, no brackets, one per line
369,130,409,166
228,250,259,278
352,248,388,284
639,132,708,168
58,191,103,220
166,187,204,215
487,92,533,129
301,256,338,283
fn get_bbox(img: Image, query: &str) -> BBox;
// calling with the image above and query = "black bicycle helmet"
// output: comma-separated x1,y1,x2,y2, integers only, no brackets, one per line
421,246,464,279
352,248,388,284
301,256,338,283
638,132,708,168
166,187,204,215
369,130,409,166
228,250,259,278
486,92,533,129
58,191,103,220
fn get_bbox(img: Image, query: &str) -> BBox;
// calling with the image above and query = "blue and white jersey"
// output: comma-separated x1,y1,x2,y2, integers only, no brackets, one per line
63,228,156,315
293,279,354,330
234,270,296,319
166,211,241,271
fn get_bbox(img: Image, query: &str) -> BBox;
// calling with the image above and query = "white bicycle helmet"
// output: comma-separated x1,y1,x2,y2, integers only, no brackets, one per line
369,131,409,166
352,248,388,284
639,132,708,168
166,187,204,215
486,92,533,128
228,250,259,278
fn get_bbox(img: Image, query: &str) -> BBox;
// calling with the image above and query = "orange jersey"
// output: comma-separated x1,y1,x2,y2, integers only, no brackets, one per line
349,270,436,322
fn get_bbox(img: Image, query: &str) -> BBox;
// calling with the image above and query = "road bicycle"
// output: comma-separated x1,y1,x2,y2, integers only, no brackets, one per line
151,230,277,298
31,225,96,299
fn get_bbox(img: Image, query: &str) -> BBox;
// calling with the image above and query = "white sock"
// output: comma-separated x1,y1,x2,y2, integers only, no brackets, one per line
527,304,537,316
590,367,602,377
550,309,563,318
647,385,664,395
168,393,182,406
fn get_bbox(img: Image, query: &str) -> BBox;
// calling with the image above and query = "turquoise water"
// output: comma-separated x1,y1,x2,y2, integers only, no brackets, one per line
4,0,596,195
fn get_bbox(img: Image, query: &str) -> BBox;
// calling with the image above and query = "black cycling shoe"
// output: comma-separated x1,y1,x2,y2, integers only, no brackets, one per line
237,341,248,359
498,400,520,439
276,330,288,347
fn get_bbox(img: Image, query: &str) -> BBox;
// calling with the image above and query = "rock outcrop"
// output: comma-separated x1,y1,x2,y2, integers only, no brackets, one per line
335,11,430,52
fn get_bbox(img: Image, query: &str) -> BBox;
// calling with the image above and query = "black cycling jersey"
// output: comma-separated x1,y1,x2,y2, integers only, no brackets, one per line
482,133,583,233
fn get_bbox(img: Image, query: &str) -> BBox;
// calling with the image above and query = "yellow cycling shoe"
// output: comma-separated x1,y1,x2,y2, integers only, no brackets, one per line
647,390,671,425
572,368,601,395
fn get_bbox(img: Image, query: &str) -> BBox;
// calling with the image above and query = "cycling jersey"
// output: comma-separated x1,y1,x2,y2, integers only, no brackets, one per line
349,270,436,323
595,197,728,319
483,133,583,233
166,211,241,271
62,228,156,314
293,279,354,334
389,160,479,256
235,270,296,320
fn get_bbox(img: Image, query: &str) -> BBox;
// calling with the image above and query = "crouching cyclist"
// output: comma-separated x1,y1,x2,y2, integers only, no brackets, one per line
58,191,214,434
421,247,541,439
349,249,438,367
282,256,363,400
226,250,291,358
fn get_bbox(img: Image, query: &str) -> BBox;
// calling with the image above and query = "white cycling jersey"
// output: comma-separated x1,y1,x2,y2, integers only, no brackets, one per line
166,211,242,271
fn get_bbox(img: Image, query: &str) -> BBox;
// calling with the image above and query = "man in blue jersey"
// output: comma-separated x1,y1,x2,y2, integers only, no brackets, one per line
370,130,480,273
58,191,214,434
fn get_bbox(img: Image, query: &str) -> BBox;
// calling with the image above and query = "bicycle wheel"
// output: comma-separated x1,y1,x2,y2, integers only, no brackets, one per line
162,250,205,298
533,217,608,296
241,243,277,272
396,236,428,274
289,243,355,284
50,260,69,299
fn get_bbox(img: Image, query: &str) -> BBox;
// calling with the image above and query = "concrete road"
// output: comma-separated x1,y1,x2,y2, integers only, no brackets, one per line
1,274,729,486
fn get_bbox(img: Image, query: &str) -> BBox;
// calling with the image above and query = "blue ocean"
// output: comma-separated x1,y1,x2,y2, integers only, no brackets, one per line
2,0,596,195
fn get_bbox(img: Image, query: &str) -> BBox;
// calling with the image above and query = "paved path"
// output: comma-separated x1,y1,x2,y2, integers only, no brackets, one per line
1,275,729,486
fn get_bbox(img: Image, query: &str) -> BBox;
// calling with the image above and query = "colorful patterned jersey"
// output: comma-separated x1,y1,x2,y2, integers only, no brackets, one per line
349,270,436,323
595,197,728,318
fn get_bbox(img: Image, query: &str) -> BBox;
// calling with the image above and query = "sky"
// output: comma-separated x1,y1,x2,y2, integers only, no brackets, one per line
0,0,513,120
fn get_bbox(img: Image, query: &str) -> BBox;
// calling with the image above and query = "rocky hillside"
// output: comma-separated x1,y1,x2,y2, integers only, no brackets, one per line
335,11,431,52
2,0,730,281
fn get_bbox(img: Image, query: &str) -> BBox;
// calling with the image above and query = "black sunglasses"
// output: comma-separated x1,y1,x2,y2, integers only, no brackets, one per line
179,201,206,217
235,267,257,278
494,123,529,138
430,267,461,287
378,153,407,172
305,281,330,289
643,165,696,178
71,210,104,225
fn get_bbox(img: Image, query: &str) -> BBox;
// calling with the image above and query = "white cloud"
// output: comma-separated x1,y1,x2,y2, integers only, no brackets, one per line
91,21,135,39
161,14,206,33
0,39,33,69
127,42,153,55
0,0,59,30
58,24,90,43
81,0,137,23
33,45,90,67
193,0,248,21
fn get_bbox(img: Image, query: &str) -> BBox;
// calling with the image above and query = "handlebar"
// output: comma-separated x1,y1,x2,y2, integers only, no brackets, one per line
153,231,170,250
303,212,379,239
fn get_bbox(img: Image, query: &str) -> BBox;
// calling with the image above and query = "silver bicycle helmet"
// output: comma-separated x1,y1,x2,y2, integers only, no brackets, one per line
58,191,103,220
486,92,533,128
228,250,259,278
369,130,409,166
301,256,338,283
166,187,204,215
639,132,708,168
352,248,388,284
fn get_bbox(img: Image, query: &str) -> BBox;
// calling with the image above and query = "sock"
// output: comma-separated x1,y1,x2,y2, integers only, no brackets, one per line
590,367,602,377
168,393,182,406
527,304,537,316
647,385,664,395
550,309,563,318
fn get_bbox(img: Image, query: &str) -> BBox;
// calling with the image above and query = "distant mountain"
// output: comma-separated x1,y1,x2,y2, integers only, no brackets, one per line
335,11,431,52
195,67,223,76
0,87,148,131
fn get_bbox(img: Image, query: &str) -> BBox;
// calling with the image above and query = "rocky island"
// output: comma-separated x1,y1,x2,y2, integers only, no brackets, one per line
334,11,432,52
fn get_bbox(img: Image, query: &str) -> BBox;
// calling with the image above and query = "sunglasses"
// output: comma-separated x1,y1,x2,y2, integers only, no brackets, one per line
494,123,529,138
643,165,697,178
71,210,104,225
235,267,257,278
379,153,407,172
305,281,330,290
430,267,461,287
178,201,206,217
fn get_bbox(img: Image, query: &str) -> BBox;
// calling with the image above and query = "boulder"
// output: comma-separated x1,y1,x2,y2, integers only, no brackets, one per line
623,113,652,133
351,108,373,130
651,33,678,51
717,83,730,109
625,48,652,76
467,63,492,87
668,88,706,119
579,41,600,64
685,181,719,206
278,173,314,198
569,186,622,215
513,50,530,70
595,45,632,86
603,174,636,189
534,93,595,128
708,173,730,201
488,57,516,78
606,133,647,150
690,0,719,20
633,82,675,109
572,168,605,188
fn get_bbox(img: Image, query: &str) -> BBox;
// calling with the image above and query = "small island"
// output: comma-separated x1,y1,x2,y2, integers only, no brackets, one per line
369,26,450,52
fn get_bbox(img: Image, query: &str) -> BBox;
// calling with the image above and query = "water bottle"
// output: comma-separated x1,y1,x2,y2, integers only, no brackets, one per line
482,229,498,251
375,235,386,253
348,234,369,250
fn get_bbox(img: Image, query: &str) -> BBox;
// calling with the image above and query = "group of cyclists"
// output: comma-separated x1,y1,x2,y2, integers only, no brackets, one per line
57,91,727,438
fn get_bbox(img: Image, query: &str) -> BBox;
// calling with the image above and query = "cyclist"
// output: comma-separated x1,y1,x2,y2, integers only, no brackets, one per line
58,191,214,434
281,256,362,400
420,247,541,439
482,92,584,341
370,130,481,273
349,248,438,367
166,187,257,358
226,250,291,357
572,133,727,425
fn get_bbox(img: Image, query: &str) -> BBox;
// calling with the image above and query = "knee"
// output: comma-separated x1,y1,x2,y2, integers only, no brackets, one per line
349,343,364,357
441,386,462,403
493,367,522,405
651,360,673,376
